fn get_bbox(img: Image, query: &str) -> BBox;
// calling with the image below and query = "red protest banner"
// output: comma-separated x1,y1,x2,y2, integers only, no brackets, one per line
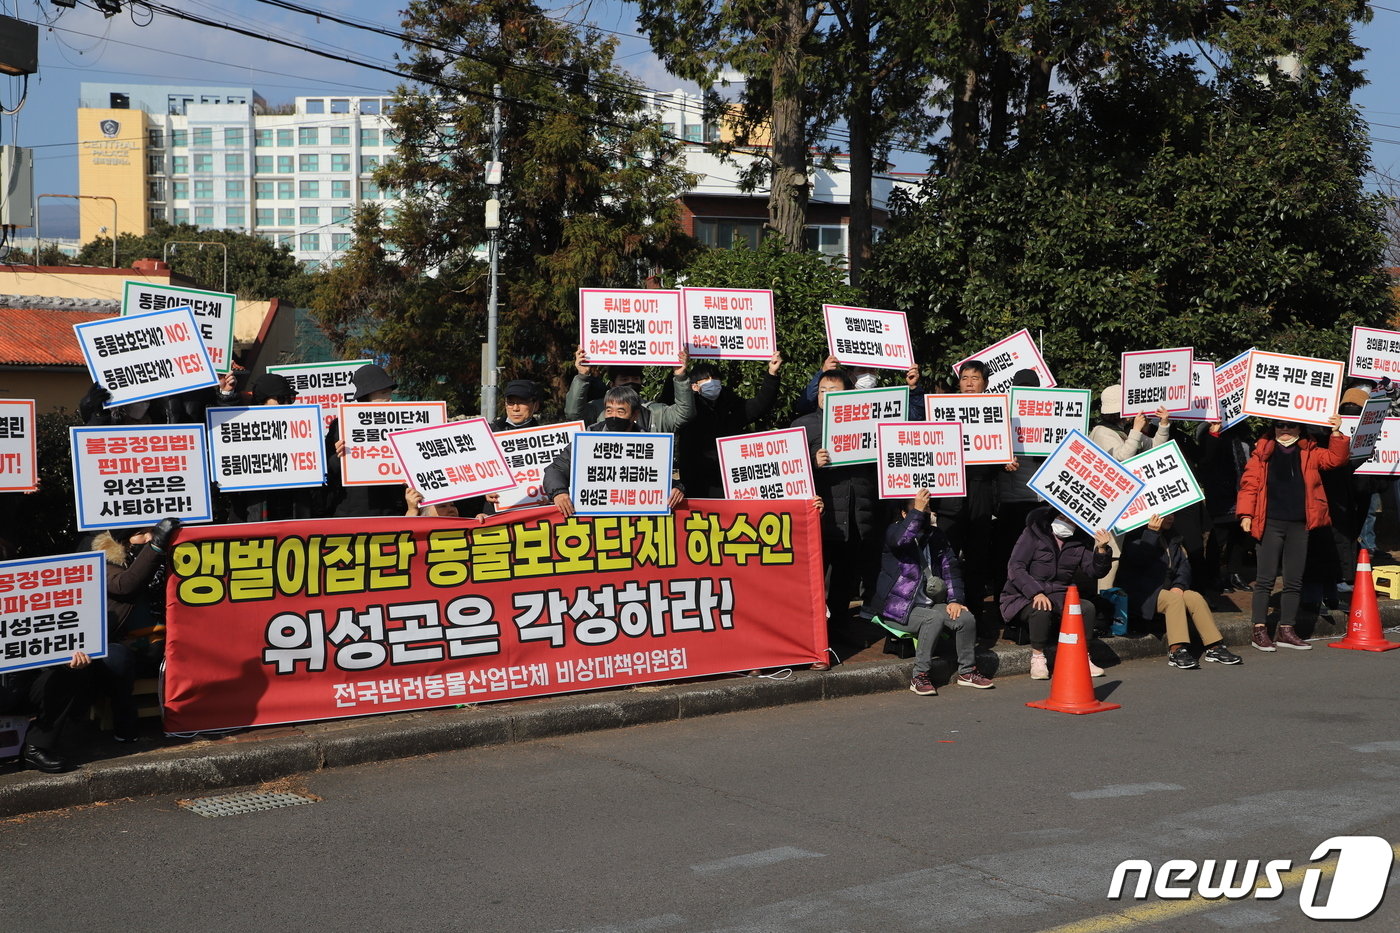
162,501,826,732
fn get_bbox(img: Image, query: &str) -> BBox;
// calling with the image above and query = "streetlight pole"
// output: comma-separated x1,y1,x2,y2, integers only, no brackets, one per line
481,81,503,420
163,240,229,293
34,193,118,267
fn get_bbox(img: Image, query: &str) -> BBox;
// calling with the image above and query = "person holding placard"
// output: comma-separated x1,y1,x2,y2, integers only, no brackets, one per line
1091,386,1173,460
324,363,409,518
994,369,1047,608
665,355,782,498
0,651,94,773
565,346,696,431
794,354,926,419
224,373,319,524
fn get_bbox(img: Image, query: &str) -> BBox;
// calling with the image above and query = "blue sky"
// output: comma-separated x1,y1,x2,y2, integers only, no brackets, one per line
4,0,1400,237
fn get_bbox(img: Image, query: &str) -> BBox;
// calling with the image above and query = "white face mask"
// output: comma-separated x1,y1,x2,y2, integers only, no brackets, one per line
1050,519,1076,539
854,373,878,390
1276,434,1299,447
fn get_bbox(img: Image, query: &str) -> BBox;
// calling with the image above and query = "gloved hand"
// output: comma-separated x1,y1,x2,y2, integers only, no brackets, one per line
149,517,182,552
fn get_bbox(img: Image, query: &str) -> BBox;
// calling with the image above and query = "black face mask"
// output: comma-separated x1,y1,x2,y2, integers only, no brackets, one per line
604,417,634,432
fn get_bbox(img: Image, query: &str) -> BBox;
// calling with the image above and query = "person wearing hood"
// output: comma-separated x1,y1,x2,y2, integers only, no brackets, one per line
225,373,317,523
663,354,782,499
323,363,410,517
564,346,696,432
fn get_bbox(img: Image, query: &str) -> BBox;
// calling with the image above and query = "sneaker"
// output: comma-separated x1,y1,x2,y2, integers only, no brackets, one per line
1251,626,1276,652
1203,644,1243,665
1337,582,1353,593
956,670,995,689
1167,646,1199,669
1274,625,1313,650
910,672,937,695
1030,653,1050,680
1088,659,1105,677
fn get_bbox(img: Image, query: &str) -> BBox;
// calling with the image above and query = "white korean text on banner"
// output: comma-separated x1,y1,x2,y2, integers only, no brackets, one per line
1172,361,1220,423
122,280,236,373
820,386,910,466
70,424,212,531
578,288,682,366
823,304,913,371
266,360,372,434
74,306,218,407
1343,395,1391,461
716,428,815,501
1241,350,1343,427
922,393,1012,465
1028,430,1146,534
1353,414,1400,476
1215,349,1253,429
339,402,448,486
875,422,965,500
681,288,776,360
0,399,37,492
570,432,675,515
1112,440,1206,533
496,421,584,510
1120,347,1194,415
952,329,1056,391
207,404,326,492
1009,387,1092,456
1348,326,1400,381
388,417,514,506
0,552,106,675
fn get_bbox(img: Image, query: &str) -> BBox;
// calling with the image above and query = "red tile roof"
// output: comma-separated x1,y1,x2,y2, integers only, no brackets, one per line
0,307,117,367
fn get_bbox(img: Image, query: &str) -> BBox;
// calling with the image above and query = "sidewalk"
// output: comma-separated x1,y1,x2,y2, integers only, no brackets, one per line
0,591,1388,818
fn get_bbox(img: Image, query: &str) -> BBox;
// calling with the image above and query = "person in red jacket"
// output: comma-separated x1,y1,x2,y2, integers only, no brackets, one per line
1236,414,1348,651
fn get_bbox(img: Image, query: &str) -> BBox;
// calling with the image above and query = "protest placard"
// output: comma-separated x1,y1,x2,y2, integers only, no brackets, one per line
1353,415,1400,476
716,428,815,501
1028,430,1146,534
339,402,448,486
578,288,683,366
207,404,326,492
1342,394,1391,460
0,399,37,493
922,393,1013,465
875,422,965,499
0,552,107,675
1009,387,1092,456
681,288,776,360
1215,349,1253,429
952,329,1056,391
1120,347,1194,415
388,417,514,506
823,304,913,371
820,386,909,466
495,421,584,510
1112,441,1206,533
70,424,212,530
1348,326,1400,381
123,280,236,373
74,306,218,407
570,432,675,515
1171,361,1220,423
1241,350,1344,427
266,359,372,434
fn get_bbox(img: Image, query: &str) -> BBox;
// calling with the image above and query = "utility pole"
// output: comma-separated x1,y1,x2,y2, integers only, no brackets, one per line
481,82,503,420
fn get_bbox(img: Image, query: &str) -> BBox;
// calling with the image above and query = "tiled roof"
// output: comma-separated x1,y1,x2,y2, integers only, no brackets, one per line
0,306,116,367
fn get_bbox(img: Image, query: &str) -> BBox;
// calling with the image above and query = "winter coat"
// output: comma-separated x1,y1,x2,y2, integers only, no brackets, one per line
661,373,780,498
322,417,406,517
790,409,878,543
541,418,684,500
93,532,165,643
1236,431,1350,539
1119,527,1192,623
1194,424,1251,521
1089,417,1171,461
870,508,965,625
999,506,1113,620
564,373,696,432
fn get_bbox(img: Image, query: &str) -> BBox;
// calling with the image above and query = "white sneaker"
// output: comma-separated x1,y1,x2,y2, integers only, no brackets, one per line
1089,659,1105,677
1030,653,1050,680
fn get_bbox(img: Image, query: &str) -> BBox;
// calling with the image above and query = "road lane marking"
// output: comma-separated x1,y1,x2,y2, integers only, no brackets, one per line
1351,740,1400,753
690,846,825,874
1069,783,1184,800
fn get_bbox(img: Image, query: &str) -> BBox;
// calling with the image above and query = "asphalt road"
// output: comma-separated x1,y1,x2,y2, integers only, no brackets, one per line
5,638,1400,933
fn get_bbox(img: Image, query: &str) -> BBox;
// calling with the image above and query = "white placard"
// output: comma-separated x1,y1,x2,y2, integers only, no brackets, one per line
875,422,965,500
74,306,218,407
716,427,815,501
1009,387,1092,456
1172,361,1220,423
1348,326,1400,381
69,424,212,531
1112,440,1206,533
823,304,913,371
570,432,675,515
1241,350,1344,427
339,402,448,486
820,386,909,466
266,359,373,435
206,404,326,491
496,421,584,510
681,288,776,360
1214,350,1253,429
1027,430,1146,534
578,288,683,366
0,552,107,674
123,280,236,373
1354,415,1400,476
388,417,514,506
1343,394,1391,460
0,399,37,492
1120,347,1194,415
922,393,1013,465
952,329,1056,391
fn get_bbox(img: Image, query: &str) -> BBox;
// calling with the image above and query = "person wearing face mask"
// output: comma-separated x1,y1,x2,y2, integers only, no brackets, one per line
564,346,696,431
1236,413,1349,651
1090,386,1175,589
658,354,782,499
1000,507,1114,680
793,354,927,419
224,373,318,523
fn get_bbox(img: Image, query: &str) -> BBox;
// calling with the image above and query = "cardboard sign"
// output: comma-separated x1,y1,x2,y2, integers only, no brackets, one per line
266,360,373,434
1028,430,1146,534
681,288,776,360
339,402,448,487
0,399,37,493
875,422,965,500
823,304,913,371
1214,350,1253,430
0,552,106,674
1120,347,1194,415
1353,415,1400,476
578,288,683,366
388,417,514,506
70,424,212,531
953,329,1056,391
1112,440,1206,533
123,280,236,373
495,421,584,510
922,393,1013,465
1241,350,1343,427
1348,326,1400,381
1342,395,1391,460
820,386,909,466
74,306,218,407
207,404,326,491
570,432,675,515
716,428,816,501
1009,387,1092,456
1172,361,1220,423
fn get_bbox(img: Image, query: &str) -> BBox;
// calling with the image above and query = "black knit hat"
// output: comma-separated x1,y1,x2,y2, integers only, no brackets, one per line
251,373,297,405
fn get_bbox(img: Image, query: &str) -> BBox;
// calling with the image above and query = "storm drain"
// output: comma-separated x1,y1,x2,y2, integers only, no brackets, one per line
178,790,317,818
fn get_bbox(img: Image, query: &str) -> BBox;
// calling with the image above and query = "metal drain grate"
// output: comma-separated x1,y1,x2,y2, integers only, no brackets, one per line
179,790,317,818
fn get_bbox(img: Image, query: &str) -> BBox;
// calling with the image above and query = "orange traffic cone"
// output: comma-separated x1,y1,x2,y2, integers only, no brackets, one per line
1330,549,1400,653
1027,585,1121,715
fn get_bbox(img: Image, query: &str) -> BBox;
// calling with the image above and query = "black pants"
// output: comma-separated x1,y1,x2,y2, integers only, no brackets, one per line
1014,601,1098,652
1252,519,1308,626
2,665,91,751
